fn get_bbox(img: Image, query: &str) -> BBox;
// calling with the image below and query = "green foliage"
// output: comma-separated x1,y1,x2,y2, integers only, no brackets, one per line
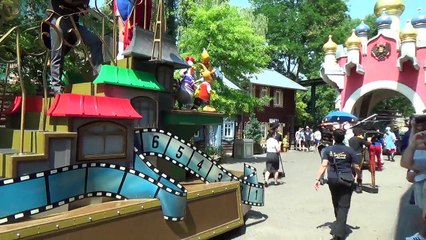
204,145,224,161
295,91,312,127
244,113,263,143
210,78,270,117
178,1,270,83
0,0,113,94
371,96,415,117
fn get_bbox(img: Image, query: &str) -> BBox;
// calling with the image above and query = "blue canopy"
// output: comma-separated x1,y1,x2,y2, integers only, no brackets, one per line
323,111,358,123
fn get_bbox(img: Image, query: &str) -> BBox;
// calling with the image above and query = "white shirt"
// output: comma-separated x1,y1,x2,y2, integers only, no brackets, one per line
413,150,426,182
266,138,280,153
314,130,322,140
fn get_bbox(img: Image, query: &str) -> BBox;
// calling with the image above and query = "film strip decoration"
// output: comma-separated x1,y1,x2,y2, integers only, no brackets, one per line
0,161,187,224
135,129,264,206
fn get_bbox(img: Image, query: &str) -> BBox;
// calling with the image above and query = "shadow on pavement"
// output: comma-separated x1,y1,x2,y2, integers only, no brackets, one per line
395,185,421,239
222,155,268,164
316,221,360,239
210,210,268,239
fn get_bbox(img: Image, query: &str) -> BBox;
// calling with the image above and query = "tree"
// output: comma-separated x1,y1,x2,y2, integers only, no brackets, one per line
210,77,270,117
244,113,263,143
178,1,270,83
371,96,415,117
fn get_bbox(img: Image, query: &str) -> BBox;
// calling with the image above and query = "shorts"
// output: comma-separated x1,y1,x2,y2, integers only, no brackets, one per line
315,140,320,145
414,180,426,210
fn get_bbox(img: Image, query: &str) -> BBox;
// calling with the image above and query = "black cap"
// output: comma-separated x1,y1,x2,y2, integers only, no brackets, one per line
270,121,279,130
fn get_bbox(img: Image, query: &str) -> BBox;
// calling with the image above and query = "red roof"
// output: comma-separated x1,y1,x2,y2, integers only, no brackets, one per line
3,96,43,114
47,94,142,119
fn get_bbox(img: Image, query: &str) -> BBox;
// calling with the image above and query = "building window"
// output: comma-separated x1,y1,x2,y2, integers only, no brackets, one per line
274,90,283,107
260,87,269,98
131,96,157,129
78,122,127,160
223,120,234,139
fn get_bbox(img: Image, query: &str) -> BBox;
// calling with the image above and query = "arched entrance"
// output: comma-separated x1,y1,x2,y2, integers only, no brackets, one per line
343,80,425,116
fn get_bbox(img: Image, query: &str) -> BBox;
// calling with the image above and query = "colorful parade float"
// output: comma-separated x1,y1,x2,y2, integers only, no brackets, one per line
0,0,264,239
321,0,426,192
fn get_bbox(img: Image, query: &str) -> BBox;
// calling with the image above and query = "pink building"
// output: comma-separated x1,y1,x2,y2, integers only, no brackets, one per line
321,0,426,117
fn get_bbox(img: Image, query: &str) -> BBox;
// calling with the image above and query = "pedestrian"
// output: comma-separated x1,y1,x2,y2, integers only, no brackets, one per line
348,129,370,193
295,127,303,151
304,126,312,152
369,130,384,171
384,126,397,161
264,122,282,187
314,128,322,149
401,116,426,240
48,0,103,95
314,129,362,240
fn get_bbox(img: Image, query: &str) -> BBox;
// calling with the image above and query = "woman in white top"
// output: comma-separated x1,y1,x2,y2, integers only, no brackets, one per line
264,122,282,187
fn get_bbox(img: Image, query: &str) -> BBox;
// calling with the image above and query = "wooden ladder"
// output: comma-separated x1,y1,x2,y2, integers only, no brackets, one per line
151,0,165,60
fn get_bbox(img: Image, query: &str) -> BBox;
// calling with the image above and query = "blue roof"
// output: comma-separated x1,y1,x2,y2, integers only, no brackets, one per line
248,69,306,91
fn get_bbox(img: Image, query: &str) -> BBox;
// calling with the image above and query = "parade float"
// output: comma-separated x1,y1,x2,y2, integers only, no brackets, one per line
0,0,264,239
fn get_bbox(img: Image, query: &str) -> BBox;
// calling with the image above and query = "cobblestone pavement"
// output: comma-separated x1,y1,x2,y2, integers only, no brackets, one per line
213,150,419,240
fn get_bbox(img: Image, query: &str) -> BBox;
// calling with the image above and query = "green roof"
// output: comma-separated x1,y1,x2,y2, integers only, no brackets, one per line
93,65,165,91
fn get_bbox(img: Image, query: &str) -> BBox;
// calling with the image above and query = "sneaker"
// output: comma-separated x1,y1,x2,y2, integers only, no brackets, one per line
406,232,426,240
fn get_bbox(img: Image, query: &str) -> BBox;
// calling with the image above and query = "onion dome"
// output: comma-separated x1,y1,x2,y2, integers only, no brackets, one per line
400,20,417,41
355,20,370,36
374,0,405,17
376,11,393,29
345,29,361,49
323,35,337,54
412,8,426,28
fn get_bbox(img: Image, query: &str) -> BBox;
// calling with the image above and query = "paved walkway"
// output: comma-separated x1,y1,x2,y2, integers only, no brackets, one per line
215,150,419,240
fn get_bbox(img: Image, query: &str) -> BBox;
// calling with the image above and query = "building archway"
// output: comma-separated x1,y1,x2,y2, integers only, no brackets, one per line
343,80,425,116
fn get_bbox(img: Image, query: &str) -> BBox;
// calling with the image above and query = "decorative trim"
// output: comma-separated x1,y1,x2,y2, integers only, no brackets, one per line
343,80,426,114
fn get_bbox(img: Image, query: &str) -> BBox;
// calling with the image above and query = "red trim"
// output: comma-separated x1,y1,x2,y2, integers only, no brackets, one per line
47,94,142,119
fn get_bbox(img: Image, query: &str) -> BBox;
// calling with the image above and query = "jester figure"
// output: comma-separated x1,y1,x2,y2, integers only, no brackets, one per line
176,57,196,110
194,63,216,112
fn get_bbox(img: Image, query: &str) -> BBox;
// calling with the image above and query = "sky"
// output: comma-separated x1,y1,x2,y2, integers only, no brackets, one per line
93,0,426,27
230,0,426,26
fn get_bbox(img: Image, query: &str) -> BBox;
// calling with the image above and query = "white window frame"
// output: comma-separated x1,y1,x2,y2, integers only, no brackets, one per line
273,90,283,107
223,120,234,139
260,87,269,98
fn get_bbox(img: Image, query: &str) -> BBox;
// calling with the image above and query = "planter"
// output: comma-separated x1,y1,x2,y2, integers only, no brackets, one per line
233,139,254,159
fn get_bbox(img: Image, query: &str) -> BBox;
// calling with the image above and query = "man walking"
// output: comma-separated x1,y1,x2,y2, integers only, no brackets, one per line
348,129,370,193
314,129,362,240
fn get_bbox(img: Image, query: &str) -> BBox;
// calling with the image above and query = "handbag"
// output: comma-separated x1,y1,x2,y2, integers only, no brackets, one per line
331,155,354,187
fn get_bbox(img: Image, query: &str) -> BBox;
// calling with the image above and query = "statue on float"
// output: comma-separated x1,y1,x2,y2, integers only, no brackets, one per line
194,49,216,112
176,56,197,110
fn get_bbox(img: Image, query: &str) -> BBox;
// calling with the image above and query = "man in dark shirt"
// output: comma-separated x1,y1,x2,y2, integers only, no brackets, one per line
315,129,362,240
348,129,370,193
48,0,103,94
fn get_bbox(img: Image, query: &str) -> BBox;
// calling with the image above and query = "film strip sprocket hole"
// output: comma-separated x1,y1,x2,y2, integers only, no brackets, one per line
135,129,264,206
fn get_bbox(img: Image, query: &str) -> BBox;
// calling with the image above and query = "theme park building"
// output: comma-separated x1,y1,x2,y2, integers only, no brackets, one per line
321,0,426,116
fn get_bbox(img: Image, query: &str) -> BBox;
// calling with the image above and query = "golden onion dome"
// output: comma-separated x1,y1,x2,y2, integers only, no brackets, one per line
323,35,338,54
345,30,361,49
400,20,417,41
374,0,405,17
